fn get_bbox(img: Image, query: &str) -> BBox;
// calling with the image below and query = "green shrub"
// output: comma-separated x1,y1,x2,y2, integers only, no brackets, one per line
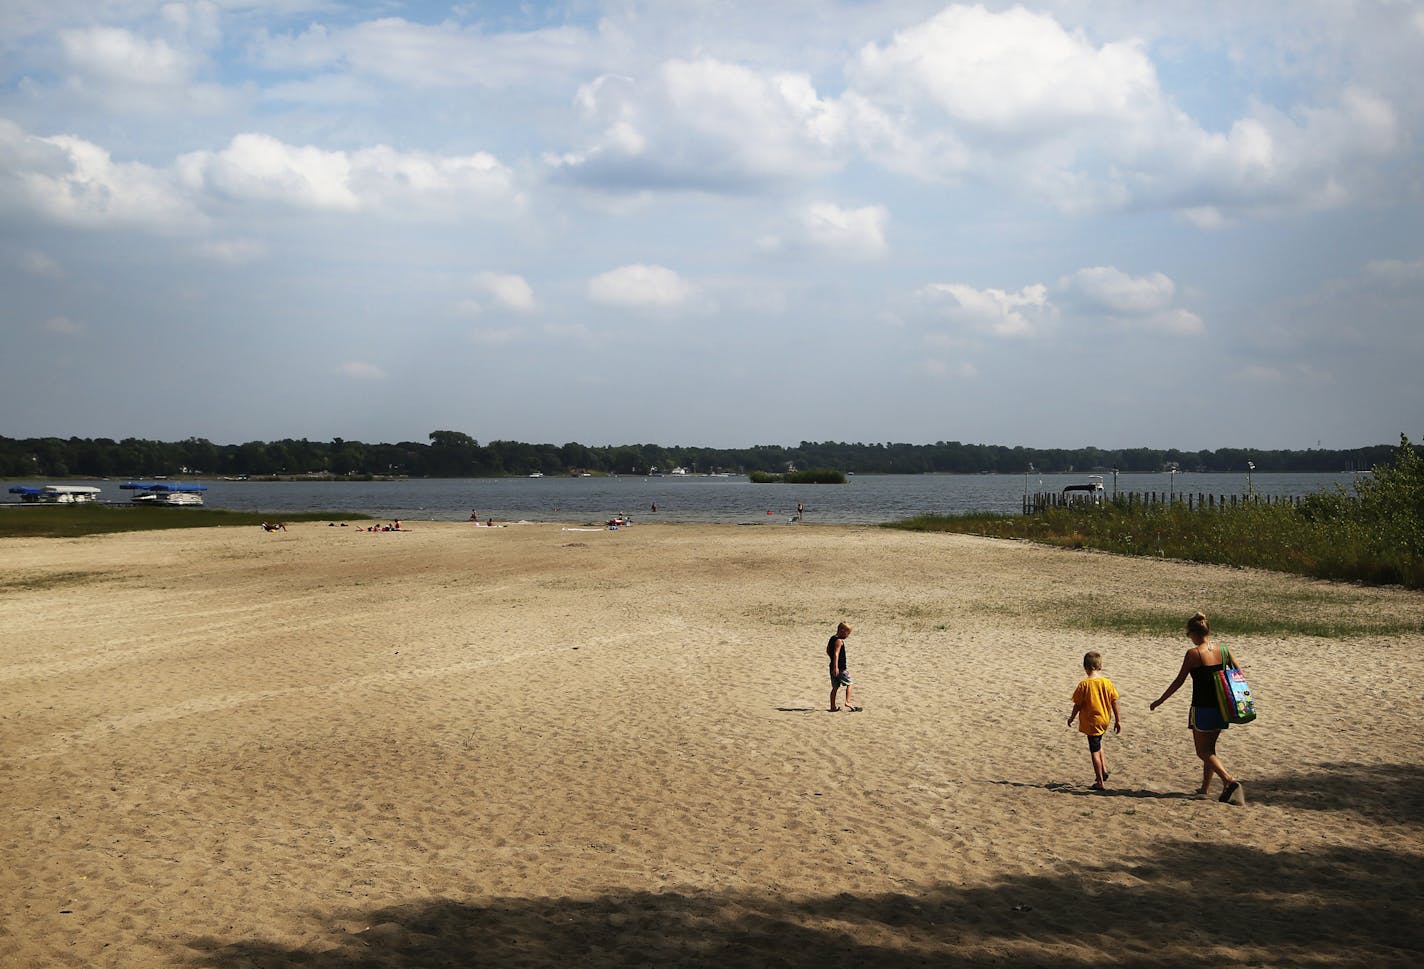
750,468,846,484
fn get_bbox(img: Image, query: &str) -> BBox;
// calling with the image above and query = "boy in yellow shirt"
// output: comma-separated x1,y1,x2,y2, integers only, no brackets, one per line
1068,651,1121,790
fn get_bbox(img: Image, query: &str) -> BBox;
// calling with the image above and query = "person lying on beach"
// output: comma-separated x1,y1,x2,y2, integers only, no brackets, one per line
261,521,286,532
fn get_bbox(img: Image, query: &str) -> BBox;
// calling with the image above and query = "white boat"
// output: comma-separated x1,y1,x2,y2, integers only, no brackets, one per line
8,485,103,503
120,482,208,506
1061,475,1105,505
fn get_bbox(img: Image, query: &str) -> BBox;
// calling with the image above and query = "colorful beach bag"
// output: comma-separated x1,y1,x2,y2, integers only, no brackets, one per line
1214,643,1257,725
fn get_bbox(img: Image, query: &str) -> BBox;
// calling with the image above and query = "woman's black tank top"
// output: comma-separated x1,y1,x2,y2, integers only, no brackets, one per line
1190,654,1224,707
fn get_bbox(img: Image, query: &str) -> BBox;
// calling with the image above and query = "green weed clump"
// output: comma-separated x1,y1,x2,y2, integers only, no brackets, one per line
749,468,847,484
890,434,1424,590
0,507,368,539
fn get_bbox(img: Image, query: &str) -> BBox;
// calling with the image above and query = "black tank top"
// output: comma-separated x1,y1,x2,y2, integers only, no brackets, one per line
827,635,847,670
1190,656,1224,707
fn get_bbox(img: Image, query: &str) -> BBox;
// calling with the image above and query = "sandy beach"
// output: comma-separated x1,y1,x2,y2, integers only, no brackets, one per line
2,519,1421,968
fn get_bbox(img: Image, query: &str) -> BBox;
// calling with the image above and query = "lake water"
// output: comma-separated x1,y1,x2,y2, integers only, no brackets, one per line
11,472,1364,525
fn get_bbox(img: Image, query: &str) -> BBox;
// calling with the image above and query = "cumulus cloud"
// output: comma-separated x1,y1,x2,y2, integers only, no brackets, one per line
1056,266,1204,334
256,17,597,91
852,5,1161,139
759,201,889,259
197,238,267,265
42,315,83,336
1363,257,1424,285
844,5,1401,219
587,264,694,309
54,23,231,114
551,58,847,191
469,327,524,346
1054,266,1203,334
60,25,196,86
20,250,63,277
0,119,200,230
1231,363,1332,385
802,202,888,259
339,361,387,380
473,272,536,313
915,282,1055,338
177,134,520,216
920,358,977,379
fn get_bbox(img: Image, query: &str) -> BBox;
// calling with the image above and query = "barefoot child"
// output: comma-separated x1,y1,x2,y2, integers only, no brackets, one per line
1068,651,1121,790
827,622,859,712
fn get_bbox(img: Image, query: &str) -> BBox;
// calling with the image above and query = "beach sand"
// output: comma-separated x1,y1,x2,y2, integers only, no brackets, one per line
2,520,1421,968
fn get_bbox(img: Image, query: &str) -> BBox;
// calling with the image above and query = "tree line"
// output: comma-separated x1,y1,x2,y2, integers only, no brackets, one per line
1,431,1410,479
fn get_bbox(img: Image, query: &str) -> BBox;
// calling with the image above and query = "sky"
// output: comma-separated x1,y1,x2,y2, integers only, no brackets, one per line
1,1,1421,451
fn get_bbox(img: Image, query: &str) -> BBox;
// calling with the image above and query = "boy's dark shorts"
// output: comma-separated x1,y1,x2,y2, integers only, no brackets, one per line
1087,733,1105,753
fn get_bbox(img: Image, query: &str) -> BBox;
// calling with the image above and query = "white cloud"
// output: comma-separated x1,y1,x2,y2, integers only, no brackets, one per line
42,315,83,336
197,238,267,265
177,134,520,216
802,202,888,260
0,119,200,230
176,134,357,211
1363,257,1424,285
20,250,62,277
1059,266,1175,315
852,5,1161,139
1057,266,1204,334
920,358,977,379
60,25,194,86
844,5,1402,218
552,58,846,191
1231,363,1333,385
474,272,536,313
588,264,693,309
916,282,1055,338
339,361,387,380
470,327,524,346
54,23,231,114
257,17,599,90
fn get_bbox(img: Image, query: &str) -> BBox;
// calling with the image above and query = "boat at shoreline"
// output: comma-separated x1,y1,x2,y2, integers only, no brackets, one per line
8,485,103,504
120,482,208,506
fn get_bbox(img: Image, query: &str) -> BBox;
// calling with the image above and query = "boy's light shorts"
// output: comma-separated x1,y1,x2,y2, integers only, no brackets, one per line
829,670,852,687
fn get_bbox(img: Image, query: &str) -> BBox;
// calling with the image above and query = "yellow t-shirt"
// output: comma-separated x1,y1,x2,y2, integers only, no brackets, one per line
1072,675,1119,736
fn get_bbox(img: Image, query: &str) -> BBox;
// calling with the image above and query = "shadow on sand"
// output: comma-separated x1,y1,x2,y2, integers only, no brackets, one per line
184,832,1424,968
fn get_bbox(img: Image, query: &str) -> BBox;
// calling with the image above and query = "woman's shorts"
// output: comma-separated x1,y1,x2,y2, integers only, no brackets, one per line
829,669,852,688
1189,705,1229,732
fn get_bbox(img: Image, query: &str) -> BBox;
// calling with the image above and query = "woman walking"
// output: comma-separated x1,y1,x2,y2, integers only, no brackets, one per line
1149,612,1244,803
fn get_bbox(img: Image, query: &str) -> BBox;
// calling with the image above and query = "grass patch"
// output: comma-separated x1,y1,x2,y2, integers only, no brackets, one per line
1040,597,1421,638
887,500,1424,591
0,506,369,539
